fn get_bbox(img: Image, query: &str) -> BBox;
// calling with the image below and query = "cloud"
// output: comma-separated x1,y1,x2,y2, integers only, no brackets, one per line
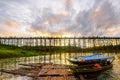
0,0,120,37
3,21,19,28
0,29,17,37
103,24,120,36
64,0,120,36
64,0,72,11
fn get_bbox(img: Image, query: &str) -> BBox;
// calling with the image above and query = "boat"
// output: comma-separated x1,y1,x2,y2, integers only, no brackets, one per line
70,64,113,73
67,53,115,66
68,53,115,79
70,63,113,79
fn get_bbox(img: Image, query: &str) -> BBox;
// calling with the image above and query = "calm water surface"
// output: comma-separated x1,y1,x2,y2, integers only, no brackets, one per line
0,53,120,80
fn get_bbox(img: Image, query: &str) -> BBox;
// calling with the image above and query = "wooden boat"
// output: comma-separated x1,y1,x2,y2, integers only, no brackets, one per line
70,64,113,79
68,53,115,66
71,64,113,73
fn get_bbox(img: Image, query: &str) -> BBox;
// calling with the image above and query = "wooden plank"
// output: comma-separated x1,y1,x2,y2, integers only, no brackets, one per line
67,76,76,80
37,77,46,80
51,76,64,80
37,76,76,80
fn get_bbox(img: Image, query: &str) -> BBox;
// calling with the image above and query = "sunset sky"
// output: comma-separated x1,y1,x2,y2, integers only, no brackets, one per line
0,0,120,37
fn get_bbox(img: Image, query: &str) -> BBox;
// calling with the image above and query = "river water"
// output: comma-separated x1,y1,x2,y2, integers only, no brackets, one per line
0,53,120,80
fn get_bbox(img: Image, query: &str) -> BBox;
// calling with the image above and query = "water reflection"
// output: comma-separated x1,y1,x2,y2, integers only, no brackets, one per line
0,53,120,80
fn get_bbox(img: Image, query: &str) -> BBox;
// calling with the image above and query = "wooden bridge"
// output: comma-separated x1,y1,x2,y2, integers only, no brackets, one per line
0,37,120,48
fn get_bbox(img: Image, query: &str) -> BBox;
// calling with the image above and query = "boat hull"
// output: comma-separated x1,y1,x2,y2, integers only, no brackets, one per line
71,64,113,79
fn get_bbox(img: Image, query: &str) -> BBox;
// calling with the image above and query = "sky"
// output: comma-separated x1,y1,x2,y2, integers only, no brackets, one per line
0,0,120,37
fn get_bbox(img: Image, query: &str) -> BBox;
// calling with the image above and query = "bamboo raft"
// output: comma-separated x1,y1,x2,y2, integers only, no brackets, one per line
0,63,111,80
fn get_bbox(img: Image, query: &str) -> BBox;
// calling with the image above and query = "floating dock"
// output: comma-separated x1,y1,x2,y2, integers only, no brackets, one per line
0,63,102,80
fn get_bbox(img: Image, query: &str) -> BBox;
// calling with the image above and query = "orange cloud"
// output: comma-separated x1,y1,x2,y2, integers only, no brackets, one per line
0,29,16,37
5,21,19,28
27,25,75,37
64,0,72,6
28,30,41,36
60,10,68,17
104,27,119,35
0,21,19,28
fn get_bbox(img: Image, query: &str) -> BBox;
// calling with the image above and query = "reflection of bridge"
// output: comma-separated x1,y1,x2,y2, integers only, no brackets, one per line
0,37,120,48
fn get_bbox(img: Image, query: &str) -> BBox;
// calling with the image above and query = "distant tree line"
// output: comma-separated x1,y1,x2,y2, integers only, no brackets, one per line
0,44,120,53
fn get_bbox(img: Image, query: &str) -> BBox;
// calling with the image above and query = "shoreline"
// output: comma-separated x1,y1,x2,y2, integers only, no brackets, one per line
0,45,120,59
